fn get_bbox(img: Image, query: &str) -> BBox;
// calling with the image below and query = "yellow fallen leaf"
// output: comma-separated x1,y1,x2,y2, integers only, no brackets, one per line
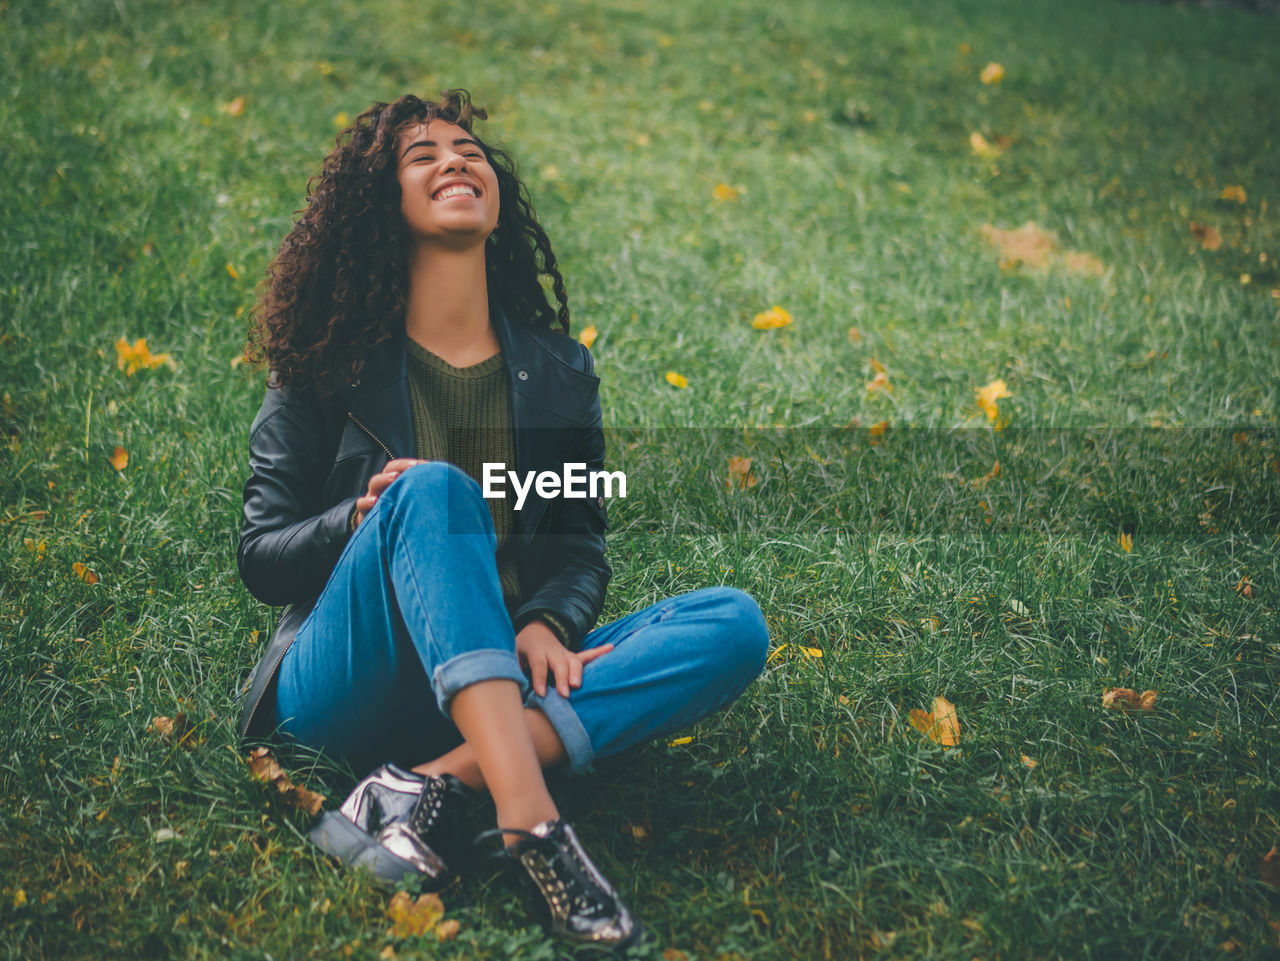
980,62,1004,85
751,305,793,330
384,890,445,936
220,96,246,117
24,537,47,557
713,183,741,202
115,337,172,376
1118,532,1133,553
799,646,823,658
909,696,960,747
767,643,789,663
667,736,694,747
725,456,757,491
1020,754,1038,769
109,446,128,471
1190,221,1222,251
865,371,892,393
665,371,688,389
867,420,889,438
1220,185,1246,204
975,379,1011,423
970,131,1002,159
1101,687,1157,711
72,562,98,585
333,111,350,128
578,324,598,349
225,263,240,280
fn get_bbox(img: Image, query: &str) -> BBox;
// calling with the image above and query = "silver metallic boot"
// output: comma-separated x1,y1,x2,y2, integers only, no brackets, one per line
310,763,472,889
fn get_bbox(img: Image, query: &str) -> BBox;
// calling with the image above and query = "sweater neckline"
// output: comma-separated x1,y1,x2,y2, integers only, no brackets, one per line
406,338,505,378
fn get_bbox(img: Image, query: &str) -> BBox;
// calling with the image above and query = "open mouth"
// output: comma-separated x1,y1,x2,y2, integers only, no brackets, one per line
433,183,478,200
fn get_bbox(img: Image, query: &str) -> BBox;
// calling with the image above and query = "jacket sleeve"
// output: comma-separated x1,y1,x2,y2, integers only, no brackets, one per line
237,385,358,606
513,343,612,649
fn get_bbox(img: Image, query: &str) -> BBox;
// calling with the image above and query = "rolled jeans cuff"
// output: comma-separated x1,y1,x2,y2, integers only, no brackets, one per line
432,649,529,715
526,688,594,774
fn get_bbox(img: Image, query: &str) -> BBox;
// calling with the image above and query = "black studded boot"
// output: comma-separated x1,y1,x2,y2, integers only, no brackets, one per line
484,819,642,952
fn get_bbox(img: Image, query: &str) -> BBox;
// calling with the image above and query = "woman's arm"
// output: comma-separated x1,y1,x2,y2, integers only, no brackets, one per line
237,386,356,606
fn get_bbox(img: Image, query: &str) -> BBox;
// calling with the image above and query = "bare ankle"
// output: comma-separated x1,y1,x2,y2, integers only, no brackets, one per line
495,799,561,844
412,761,486,793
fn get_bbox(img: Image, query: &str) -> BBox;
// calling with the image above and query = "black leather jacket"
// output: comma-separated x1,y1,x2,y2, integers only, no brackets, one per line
235,307,611,738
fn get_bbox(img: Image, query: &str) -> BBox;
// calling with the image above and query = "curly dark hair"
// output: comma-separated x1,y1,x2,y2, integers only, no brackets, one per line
248,90,570,396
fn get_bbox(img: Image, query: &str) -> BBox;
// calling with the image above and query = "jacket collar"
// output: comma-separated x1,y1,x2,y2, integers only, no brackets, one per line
345,303,597,466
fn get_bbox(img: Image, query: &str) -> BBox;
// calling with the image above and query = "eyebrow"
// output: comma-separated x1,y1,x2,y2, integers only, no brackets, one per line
401,137,484,158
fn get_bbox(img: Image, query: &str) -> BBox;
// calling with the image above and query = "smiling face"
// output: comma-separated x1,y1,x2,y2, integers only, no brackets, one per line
396,119,500,249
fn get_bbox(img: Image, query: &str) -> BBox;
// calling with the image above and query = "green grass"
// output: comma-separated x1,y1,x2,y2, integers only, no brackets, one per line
2,0,1279,957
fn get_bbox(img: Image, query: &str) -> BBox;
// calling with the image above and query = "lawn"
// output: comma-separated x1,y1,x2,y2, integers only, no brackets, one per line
2,0,1278,958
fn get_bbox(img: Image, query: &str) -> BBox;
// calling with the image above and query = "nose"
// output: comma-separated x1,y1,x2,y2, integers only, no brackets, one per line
443,150,468,173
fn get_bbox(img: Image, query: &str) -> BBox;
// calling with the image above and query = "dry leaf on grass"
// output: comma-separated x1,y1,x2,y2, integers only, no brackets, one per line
108,446,128,471
725,456,757,491
150,714,200,750
1190,221,1222,251
245,747,326,816
664,371,688,389
980,222,1105,276
72,562,98,585
386,891,445,939
909,696,961,747
866,371,892,393
969,132,1002,159
1261,847,1280,886
577,325,598,349
1101,688,1157,711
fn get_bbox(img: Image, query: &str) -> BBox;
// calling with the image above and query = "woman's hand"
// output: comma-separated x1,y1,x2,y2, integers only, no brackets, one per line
353,458,426,527
515,620,612,698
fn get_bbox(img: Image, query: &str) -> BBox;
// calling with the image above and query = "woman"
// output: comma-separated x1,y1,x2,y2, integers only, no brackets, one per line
236,90,769,951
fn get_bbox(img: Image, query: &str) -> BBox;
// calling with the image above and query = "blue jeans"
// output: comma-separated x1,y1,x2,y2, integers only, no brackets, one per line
275,462,769,776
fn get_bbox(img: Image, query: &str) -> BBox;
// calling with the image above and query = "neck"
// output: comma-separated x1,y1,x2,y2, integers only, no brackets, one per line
403,242,493,353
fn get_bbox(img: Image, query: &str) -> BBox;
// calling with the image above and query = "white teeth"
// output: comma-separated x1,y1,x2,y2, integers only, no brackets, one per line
435,184,476,200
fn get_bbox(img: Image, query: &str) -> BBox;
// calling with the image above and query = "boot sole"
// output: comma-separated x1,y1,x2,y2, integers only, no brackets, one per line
309,811,427,887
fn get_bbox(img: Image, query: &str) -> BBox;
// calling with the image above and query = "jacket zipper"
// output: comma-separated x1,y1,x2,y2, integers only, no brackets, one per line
242,629,290,737
347,412,396,459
